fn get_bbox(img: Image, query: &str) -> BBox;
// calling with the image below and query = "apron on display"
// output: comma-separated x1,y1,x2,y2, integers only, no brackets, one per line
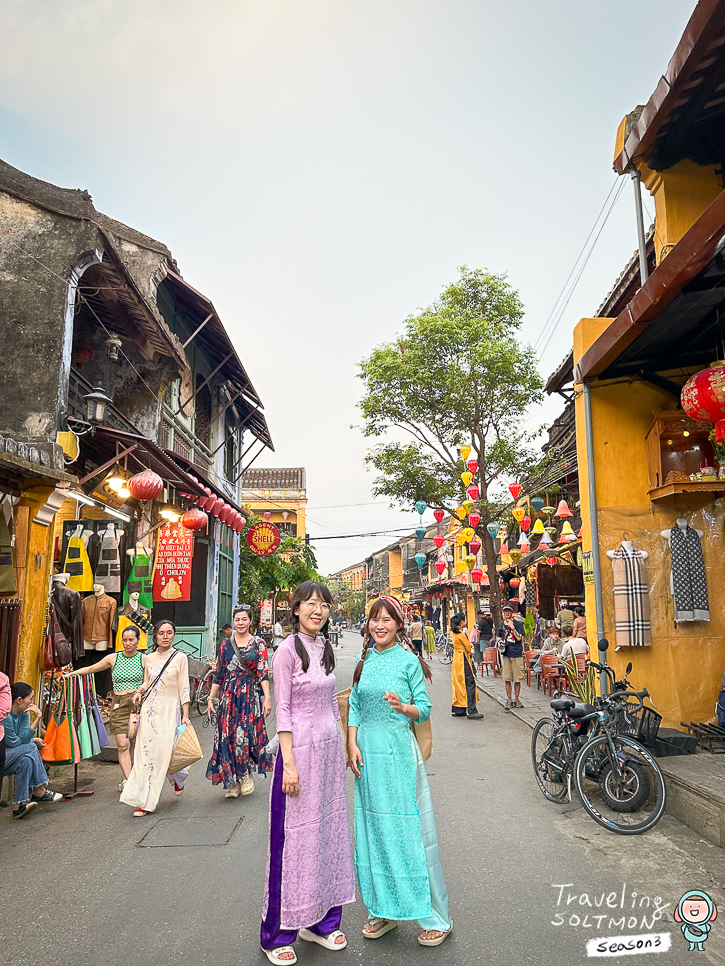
65,533,94,592
115,613,150,651
95,525,122,593
123,549,153,608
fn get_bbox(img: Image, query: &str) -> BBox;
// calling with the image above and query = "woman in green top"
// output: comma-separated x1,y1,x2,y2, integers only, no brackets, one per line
70,625,146,785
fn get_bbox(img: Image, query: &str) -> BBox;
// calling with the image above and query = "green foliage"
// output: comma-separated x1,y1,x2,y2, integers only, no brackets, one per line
523,611,536,644
559,657,596,704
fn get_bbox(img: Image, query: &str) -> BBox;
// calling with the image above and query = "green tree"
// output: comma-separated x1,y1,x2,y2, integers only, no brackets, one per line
358,266,547,625
238,525,324,624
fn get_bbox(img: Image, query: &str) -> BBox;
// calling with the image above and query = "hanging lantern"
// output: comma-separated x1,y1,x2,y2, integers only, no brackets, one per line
512,506,525,524
531,497,544,513
469,537,481,555
508,482,522,500
415,500,428,516
460,445,472,461
531,518,545,534
545,526,557,535
517,531,528,547
462,499,475,515
456,560,468,574
282,511,289,521
433,534,445,549
486,522,499,538
539,531,553,546
471,567,483,584
577,527,582,538
681,361,725,440
461,471,473,487
239,516,246,529
499,542,509,555
519,539,530,553
469,510,481,528
463,527,475,542
465,554,476,571
455,506,466,520
520,515,531,532
207,498,222,517
496,526,507,540
181,508,208,531
467,485,479,501
456,532,467,546
509,549,521,563
127,469,164,502
467,458,479,475
263,511,272,521
509,577,521,589
541,506,556,518
220,504,233,525
435,559,447,575
546,555,558,566
433,508,445,523
415,552,427,569
554,499,573,518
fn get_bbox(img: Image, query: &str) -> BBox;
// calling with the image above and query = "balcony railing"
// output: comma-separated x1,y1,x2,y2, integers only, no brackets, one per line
68,367,138,435
160,407,212,475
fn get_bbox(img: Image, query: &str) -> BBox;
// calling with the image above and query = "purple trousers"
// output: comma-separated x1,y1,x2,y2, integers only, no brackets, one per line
260,750,343,950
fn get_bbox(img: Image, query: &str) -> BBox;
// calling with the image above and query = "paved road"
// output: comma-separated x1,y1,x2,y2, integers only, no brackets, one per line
2,638,724,966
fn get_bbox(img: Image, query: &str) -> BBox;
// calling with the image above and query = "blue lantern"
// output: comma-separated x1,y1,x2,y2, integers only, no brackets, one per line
487,522,499,538
415,551,427,568
415,525,427,541
531,497,544,513
415,500,427,516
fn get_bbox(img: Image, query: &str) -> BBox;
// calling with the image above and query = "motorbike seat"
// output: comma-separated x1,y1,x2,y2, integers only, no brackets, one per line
550,698,575,712
569,702,597,718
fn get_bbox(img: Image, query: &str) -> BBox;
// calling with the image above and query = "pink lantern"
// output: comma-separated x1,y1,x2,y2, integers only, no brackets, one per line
467,485,479,501
433,534,445,549
239,516,246,529
509,482,522,500
434,560,446,575
520,516,531,532
433,508,445,523
471,567,483,583
469,510,481,528
180,508,208,531
219,504,233,524
210,497,224,517
520,539,530,553
469,537,481,555
264,511,272,521
127,469,163,502
554,499,572,518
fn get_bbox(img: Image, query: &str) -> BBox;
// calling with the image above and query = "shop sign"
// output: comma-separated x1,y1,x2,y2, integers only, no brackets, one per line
582,550,594,585
260,599,273,623
153,522,194,601
247,521,281,556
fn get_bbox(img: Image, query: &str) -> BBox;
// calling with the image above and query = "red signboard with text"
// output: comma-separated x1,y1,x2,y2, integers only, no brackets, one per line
152,523,194,601
247,521,281,557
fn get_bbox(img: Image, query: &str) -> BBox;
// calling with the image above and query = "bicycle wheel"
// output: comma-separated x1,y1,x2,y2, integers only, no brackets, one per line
438,644,453,665
196,674,213,716
574,734,666,834
531,718,570,803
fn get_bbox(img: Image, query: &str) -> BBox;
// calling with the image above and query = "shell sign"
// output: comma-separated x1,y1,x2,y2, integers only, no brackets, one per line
247,521,281,556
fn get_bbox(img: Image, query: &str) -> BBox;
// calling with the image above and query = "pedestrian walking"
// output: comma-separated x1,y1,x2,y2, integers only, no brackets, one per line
348,595,453,947
424,619,437,655
498,604,526,710
4,682,63,819
450,613,483,719
260,581,354,965
70,624,146,787
410,613,424,657
206,604,273,798
120,620,191,817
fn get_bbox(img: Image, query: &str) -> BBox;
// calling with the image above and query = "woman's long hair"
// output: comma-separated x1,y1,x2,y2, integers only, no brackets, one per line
450,612,466,634
152,619,176,651
290,581,335,675
353,596,432,687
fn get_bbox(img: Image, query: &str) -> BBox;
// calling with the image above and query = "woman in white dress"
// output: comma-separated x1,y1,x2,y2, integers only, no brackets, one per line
120,620,191,817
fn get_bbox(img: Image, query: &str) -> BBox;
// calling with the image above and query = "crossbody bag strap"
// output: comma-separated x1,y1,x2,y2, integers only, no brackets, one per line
140,649,179,706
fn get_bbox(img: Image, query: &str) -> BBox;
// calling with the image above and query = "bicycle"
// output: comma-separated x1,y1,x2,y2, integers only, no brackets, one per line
436,633,453,665
531,646,666,834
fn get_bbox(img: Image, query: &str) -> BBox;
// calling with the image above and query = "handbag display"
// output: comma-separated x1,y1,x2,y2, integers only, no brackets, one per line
41,679,73,764
40,609,72,671
76,679,93,759
169,722,203,773
89,677,109,747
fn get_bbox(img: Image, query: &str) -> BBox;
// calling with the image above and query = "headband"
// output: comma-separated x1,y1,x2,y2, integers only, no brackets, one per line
371,595,404,622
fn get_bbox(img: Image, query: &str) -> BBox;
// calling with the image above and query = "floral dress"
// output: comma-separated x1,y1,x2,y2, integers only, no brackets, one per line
206,636,273,788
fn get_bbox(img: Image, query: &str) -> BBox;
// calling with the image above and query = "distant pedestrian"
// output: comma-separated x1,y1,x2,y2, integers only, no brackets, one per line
273,619,285,651
424,619,437,655
556,603,575,634
498,604,526,711
450,613,483,719
410,614,424,657
572,606,587,641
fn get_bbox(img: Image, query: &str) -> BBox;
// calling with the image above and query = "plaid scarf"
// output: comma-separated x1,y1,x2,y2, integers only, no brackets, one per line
669,523,710,622
611,543,651,647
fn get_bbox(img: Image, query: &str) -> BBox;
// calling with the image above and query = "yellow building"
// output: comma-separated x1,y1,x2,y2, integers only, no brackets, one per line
574,3,725,729
240,467,307,539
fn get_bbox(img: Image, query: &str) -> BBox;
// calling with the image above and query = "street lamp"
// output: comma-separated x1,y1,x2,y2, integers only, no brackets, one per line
84,387,112,426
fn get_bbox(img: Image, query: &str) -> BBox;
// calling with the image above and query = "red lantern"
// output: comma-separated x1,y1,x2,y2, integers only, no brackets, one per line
681,362,725,440
509,577,521,589
210,497,224,517
546,555,557,566
220,504,233,525
264,511,272,521
433,508,445,524
467,459,478,475
467,485,479,501
520,516,531,532
509,482,522,500
239,516,246,529
127,469,163,502
469,538,481,555
554,499,572,518
435,560,446,575
469,510,481,528
180,508,208,531
433,534,445,549
471,567,483,583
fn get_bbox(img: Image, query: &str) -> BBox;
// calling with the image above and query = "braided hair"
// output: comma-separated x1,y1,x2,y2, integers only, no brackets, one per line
353,596,432,686
290,580,336,675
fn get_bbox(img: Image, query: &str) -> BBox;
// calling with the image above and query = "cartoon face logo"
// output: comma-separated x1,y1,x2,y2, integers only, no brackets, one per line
675,891,717,952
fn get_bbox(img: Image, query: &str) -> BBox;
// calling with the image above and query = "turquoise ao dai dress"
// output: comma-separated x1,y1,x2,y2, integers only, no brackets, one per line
349,644,452,930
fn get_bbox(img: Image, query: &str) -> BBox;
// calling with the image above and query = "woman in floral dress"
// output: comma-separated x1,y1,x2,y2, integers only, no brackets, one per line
206,604,273,797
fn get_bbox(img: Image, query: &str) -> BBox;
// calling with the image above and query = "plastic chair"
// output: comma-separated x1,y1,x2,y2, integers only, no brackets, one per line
523,650,537,687
537,653,561,696
481,646,499,677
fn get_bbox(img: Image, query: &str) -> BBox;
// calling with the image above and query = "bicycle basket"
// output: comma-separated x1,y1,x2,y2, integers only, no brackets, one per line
187,657,212,681
612,703,661,748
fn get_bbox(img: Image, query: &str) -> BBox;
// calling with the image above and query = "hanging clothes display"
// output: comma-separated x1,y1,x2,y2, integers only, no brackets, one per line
669,522,710,622
114,603,153,651
611,542,652,647
94,524,123,593
124,545,154,608
0,510,16,593
51,579,85,662
64,526,94,592
82,591,117,651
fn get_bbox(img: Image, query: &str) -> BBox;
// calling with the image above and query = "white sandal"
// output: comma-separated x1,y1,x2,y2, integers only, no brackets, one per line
418,924,453,947
363,918,398,939
261,946,296,964
299,928,347,950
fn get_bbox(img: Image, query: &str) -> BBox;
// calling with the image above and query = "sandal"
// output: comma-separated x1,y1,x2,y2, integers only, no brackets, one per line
132,809,148,817
261,946,297,964
418,925,453,947
299,928,347,950
362,918,398,939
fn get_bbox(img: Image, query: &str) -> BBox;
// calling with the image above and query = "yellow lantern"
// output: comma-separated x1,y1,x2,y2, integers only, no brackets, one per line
509,548,522,563
560,520,575,536
532,518,545,534
466,553,476,571
462,499,475,514
463,527,475,542
456,531,467,546
456,560,467,574
455,505,466,520
512,506,525,524
461,471,473,487
496,526,507,540
460,445,472,461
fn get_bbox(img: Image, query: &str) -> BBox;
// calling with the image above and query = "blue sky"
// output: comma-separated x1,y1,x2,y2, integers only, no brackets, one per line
0,0,695,571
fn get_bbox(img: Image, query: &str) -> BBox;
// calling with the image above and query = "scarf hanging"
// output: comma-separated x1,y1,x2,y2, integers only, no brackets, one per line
669,523,709,622
611,543,652,647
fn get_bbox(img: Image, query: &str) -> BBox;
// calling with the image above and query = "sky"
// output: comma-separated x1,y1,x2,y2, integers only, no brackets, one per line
0,0,696,572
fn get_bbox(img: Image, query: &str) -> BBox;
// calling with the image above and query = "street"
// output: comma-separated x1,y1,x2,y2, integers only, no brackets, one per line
2,638,724,966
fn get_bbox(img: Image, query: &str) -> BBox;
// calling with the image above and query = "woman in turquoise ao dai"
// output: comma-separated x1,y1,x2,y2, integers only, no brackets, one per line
348,595,452,948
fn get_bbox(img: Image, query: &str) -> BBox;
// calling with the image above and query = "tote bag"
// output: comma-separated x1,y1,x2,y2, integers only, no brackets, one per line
89,677,109,747
336,687,433,762
41,679,73,764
